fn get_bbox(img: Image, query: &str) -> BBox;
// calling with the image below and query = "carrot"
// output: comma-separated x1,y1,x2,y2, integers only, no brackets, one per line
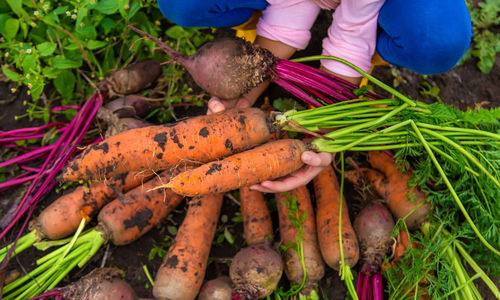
275,185,325,294
312,164,359,271
163,139,307,197
97,170,185,246
344,151,431,230
61,108,273,182
367,151,431,230
240,187,273,245
33,171,150,240
153,193,224,300
3,168,186,299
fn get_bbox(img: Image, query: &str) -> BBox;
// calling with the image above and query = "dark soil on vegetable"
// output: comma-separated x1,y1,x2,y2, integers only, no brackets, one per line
0,10,498,300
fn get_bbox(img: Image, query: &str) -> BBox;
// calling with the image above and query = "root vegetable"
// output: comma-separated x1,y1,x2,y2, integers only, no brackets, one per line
344,151,431,230
275,185,325,294
104,95,159,118
354,202,394,273
367,151,431,230
34,171,150,240
353,202,394,300
97,170,184,246
61,108,273,182
101,60,161,96
162,139,307,197
60,268,138,300
240,187,273,245
198,276,233,300
128,26,376,107
2,169,185,299
313,164,359,271
153,193,224,300
128,26,275,100
230,244,283,299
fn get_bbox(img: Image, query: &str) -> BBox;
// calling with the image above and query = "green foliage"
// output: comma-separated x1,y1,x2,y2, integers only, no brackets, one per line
459,0,500,73
0,0,212,122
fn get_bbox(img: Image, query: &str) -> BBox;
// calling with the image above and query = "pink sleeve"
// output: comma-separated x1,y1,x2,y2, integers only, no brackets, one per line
256,0,320,50
321,0,386,77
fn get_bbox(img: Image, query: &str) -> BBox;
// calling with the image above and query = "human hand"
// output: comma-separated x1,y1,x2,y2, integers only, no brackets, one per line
206,95,255,115
249,151,333,193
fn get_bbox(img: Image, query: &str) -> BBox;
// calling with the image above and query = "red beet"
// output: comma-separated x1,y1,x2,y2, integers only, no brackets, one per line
61,268,138,300
229,244,283,299
353,202,395,273
198,276,233,300
104,95,159,118
128,26,276,100
102,60,161,96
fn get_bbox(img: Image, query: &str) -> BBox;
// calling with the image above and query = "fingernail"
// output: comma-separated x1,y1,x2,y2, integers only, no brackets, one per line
302,153,312,162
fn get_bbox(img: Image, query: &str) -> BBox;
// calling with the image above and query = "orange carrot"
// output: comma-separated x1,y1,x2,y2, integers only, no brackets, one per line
344,165,430,231
163,139,307,197
32,171,150,240
97,169,185,246
153,193,225,300
313,164,359,271
240,187,273,246
275,185,325,294
61,108,274,182
366,151,431,230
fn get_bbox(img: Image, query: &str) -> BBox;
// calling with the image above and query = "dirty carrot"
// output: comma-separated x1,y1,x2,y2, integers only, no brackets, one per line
153,193,224,300
2,169,185,299
313,164,359,271
0,171,150,262
240,187,273,245
161,139,307,197
344,151,431,230
276,185,325,295
61,108,274,182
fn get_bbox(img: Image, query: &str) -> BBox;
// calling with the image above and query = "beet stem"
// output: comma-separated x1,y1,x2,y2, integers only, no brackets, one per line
372,273,383,300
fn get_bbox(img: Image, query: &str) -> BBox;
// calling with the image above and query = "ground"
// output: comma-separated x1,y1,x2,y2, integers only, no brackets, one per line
0,10,498,299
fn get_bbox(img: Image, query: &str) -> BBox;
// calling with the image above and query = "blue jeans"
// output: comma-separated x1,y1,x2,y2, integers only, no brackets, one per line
157,0,472,75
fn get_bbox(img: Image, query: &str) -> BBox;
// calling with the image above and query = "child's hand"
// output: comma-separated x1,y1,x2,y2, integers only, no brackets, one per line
206,96,253,114
249,151,333,193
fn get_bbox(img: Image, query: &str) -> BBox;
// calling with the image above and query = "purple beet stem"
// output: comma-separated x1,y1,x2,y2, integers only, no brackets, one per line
373,273,383,300
0,93,103,272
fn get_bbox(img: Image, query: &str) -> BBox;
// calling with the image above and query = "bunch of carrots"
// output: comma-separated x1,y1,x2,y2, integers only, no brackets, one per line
1,30,499,299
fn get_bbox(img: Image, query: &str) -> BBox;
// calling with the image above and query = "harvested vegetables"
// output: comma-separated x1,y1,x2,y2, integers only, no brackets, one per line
230,187,282,299
61,107,274,182
3,169,185,299
30,268,139,300
0,171,150,262
239,187,273,246
153,193,224,300
313,164,359,271
353,202,395,300
275,185,325,296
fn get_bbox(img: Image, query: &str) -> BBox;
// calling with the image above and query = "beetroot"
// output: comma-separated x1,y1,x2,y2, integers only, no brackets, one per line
40,268,140,300
198,276,233,300
353,202,395,300
104,95,159,118
128,25,275,100
229,244,283,299
102,60,162,96
127,25,378,107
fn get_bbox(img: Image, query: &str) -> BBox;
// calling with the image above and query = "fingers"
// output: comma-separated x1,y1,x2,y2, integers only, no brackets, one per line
301,151,333,167
207,97,251,115
250,152,333,193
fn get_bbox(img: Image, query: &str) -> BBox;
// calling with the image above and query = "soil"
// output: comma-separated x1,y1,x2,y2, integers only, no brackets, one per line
0,10,498,300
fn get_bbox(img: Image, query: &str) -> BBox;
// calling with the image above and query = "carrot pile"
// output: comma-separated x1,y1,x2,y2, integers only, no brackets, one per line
2,34,499,299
